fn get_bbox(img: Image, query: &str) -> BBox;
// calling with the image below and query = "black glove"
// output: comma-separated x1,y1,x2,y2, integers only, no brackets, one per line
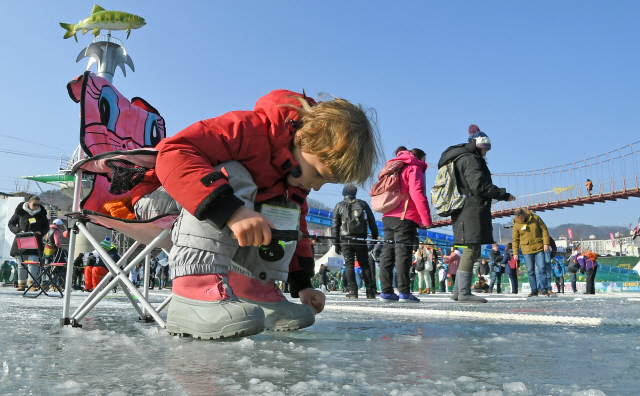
335,244,341,255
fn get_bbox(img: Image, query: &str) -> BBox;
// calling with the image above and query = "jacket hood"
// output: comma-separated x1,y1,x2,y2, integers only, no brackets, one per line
49,224,60,230
389,150,428,172
437,140,478,168
253,89,317,179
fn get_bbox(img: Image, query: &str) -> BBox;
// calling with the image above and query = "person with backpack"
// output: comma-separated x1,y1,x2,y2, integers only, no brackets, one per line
332,184,379,299
43,219,64,266
576,252,599,294
374,148,433,303
553,258,566,294
436,125,515,303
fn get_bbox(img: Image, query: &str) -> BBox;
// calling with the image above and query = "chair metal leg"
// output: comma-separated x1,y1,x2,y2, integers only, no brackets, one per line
71,224,169,327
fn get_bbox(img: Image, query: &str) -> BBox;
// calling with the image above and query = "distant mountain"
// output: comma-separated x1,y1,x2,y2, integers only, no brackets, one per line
493,221,631,244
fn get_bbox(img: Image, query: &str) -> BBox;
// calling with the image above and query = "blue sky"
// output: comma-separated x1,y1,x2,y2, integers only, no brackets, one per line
1,1,639,228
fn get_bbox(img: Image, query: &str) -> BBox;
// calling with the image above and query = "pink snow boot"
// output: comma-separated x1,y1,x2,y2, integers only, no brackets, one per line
228,271,315,331
166,274,265,340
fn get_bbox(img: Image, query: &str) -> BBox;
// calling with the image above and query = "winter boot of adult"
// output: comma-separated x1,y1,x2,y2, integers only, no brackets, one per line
365,286,376,299
228,271,315,331
431,288,436,294
425,288,430,295
166,274,265,340
345,289,358,299
450,280,459,301
27,280,38,291
16,280,26,292
456,271,487,303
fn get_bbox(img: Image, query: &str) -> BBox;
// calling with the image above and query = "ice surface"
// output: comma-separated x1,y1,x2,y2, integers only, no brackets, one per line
1,289,639,395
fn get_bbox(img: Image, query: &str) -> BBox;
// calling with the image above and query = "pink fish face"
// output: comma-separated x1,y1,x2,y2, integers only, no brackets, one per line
68,71,166,157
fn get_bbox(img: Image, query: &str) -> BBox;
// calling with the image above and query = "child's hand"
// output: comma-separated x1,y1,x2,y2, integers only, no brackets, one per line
227,206,275,247
298,288,325,314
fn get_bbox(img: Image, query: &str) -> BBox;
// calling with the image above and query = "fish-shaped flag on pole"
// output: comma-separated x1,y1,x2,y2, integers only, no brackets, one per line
60,4,146,42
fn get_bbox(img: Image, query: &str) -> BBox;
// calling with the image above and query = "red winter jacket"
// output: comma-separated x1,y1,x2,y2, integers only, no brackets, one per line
144,90,317,291
382,151,433,227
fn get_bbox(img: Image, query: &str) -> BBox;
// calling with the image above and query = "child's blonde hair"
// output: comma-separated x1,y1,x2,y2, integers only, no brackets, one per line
286,95,383,184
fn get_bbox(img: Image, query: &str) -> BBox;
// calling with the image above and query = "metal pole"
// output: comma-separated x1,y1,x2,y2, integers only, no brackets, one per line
74,223,168,326
155,294,173,313
70,241,141,318
143,254,150,315
73,226,144,320
61,154,83,323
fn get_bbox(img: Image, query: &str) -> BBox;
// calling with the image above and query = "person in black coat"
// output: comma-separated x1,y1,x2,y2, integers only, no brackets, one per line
489,244,504,293
332,184,379,299
476,258,490,279
72,253,85,290
437,125,514,303
8,196,49,291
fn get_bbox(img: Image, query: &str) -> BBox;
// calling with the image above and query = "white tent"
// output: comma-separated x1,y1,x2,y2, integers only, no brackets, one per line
314,247,344,273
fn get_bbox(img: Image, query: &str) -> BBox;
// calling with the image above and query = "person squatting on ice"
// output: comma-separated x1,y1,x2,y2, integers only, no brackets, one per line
133,89,382,339
437,125,515,303
378,148,433,303
84,250,108,292
8,195,49,292
512,208,556,297
332,183,379,299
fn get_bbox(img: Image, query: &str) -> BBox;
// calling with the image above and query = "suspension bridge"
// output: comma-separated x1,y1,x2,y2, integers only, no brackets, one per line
428,140,640,228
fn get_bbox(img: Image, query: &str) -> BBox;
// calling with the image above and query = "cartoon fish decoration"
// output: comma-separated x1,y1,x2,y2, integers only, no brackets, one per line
60,4,146,42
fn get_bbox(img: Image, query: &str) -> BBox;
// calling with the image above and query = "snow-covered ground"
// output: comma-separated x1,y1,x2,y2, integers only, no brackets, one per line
1,286,639,395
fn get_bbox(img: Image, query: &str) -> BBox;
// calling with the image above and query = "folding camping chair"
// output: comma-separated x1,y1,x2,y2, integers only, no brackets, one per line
36,249,68,299
60,71,176,328
15,232,45,298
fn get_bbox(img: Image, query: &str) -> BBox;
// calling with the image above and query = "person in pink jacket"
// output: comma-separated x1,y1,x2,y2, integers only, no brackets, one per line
379,148,433,303
443,248,462,289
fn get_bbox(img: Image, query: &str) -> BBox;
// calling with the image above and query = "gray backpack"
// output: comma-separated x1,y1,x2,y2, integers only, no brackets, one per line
431,156,466,217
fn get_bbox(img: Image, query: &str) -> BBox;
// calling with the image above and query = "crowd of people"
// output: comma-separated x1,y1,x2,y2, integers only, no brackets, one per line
3,195,169,293
320,125,600,302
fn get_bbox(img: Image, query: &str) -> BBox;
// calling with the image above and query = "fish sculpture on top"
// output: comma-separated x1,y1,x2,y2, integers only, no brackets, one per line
60,4,146,42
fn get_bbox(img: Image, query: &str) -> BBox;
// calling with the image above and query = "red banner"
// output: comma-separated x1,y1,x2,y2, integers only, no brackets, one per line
610,233,616,247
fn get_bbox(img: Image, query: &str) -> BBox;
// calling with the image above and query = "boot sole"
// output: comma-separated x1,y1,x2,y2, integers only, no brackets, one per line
166,320,265,340
268,318,314,332
457,298,487,303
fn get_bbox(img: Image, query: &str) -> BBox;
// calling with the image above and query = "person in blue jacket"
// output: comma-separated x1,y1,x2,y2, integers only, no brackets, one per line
553,258,566,294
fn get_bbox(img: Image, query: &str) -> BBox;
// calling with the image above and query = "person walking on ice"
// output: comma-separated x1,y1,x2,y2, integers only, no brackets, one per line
136,89,382,339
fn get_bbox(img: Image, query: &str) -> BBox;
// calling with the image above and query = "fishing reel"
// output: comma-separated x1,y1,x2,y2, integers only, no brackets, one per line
257,229,303,262
258,240,287,262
